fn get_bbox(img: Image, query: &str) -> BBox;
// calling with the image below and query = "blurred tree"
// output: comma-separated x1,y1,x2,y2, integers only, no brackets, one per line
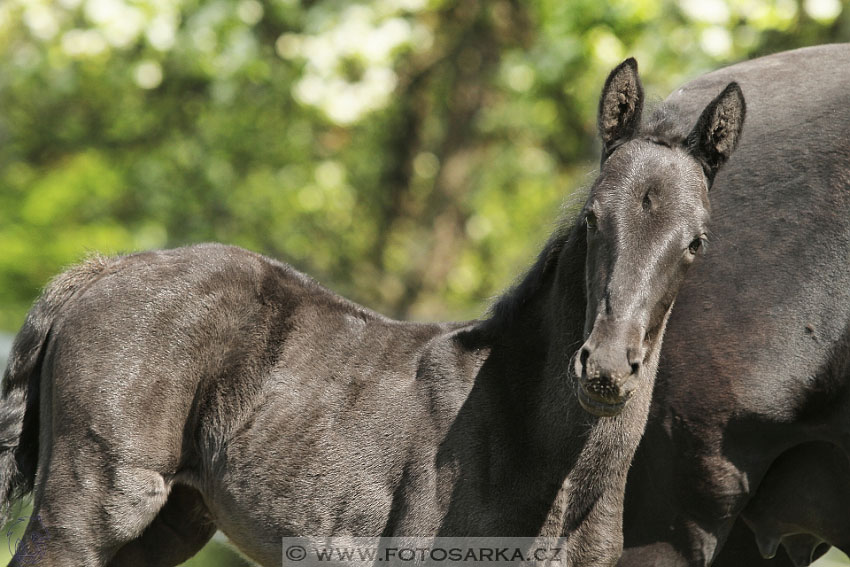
0,0,848,564
1,0,847,331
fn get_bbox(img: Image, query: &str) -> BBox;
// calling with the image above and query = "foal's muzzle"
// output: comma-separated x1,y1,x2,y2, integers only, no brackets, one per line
574,320,644,417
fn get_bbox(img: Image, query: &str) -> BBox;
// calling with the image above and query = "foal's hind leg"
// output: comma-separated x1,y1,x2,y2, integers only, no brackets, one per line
11,439,173,566
107,484,217,567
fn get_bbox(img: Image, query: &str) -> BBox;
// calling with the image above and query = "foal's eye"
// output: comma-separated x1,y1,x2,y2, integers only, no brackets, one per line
586,212,598,230
688,237,704,255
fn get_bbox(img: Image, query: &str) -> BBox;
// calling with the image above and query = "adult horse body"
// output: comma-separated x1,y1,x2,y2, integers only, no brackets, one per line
618,44,850,566
740,442,850,563
0,62,744,567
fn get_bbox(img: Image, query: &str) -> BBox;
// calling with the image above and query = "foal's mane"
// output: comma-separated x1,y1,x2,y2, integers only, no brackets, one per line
639,102,692,146
478,100,690,337
481,211,585,336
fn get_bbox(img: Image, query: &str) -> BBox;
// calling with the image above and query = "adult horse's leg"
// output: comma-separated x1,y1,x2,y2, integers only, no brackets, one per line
107,485,216,567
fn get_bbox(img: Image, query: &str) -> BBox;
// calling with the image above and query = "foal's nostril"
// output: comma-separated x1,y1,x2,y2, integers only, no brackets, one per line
579,347,590,370
630,362,640,375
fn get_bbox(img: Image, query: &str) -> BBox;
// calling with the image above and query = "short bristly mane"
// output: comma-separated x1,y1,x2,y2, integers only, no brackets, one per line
481,218,585,336
639,102,691,146
481,102,694,338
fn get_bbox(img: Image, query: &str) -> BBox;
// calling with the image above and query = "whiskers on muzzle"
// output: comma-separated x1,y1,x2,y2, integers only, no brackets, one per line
572,339,643,417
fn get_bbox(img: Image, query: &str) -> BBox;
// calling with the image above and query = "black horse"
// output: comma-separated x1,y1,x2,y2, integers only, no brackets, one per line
617,44,850,567
740,442,850,564
0,60,744,567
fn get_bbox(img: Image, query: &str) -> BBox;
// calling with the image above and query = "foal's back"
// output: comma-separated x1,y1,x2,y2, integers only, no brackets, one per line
31,243,473,565
50,242,464,451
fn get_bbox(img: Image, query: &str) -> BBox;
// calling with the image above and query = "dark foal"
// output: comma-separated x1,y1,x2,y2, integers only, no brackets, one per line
0,60,743,566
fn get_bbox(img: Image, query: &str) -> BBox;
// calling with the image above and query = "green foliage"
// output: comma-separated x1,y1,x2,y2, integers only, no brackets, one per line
0,1,848,564
1,0,848,329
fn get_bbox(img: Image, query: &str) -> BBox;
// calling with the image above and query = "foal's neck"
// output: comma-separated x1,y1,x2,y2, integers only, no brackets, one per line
471,223,591,454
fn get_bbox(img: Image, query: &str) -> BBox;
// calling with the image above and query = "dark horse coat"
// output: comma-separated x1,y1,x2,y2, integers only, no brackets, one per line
618,44,850,567
0,62,745,566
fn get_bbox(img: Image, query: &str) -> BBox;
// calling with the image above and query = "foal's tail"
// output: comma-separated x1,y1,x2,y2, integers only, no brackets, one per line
0,255,111,525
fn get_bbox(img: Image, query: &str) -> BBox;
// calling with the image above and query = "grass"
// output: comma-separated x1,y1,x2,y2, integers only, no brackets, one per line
816,548,850,566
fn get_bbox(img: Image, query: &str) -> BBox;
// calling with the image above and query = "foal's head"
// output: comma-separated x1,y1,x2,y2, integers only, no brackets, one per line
573,59,745,417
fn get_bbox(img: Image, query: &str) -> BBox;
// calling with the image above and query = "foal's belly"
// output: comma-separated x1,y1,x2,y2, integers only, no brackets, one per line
201,393,436,564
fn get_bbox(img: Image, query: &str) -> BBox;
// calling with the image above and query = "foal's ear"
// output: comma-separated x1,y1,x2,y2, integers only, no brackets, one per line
687,82,746,186
598,57,644,161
